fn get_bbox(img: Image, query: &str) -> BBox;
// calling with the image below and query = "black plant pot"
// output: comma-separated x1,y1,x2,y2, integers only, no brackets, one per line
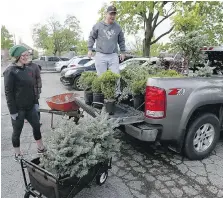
93,93,104,108
84,91,93,105
133,94,145,111
121,94,133,106
104,100,116,115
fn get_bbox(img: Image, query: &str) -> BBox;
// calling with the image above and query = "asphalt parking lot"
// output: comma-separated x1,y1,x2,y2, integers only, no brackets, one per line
1,72,223,198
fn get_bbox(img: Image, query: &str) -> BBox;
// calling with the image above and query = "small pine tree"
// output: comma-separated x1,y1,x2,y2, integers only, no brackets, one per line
40,109,121,178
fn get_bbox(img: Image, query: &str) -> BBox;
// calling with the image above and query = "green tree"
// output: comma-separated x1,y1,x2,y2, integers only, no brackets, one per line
172,31,208,71
33,15,81,56
76,40,88,55
98,1,177,57
1,25,14,49
150,42,173,57
172,1,223,45
32,50,39,59
128,36,143,56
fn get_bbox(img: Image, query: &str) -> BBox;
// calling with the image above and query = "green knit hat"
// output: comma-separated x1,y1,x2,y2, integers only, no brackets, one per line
9,45,28,57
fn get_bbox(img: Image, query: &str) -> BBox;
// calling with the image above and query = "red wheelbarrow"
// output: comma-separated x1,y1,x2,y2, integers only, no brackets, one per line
39,93,83,129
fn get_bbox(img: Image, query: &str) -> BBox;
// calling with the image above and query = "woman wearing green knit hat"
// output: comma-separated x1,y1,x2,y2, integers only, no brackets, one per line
3,45,46,162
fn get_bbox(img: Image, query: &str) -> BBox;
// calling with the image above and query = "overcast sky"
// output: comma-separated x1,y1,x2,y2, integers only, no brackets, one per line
1,0,171,49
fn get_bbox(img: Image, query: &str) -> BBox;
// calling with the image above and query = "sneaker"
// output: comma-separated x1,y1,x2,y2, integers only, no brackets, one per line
37,147,47,154
14,154,23,162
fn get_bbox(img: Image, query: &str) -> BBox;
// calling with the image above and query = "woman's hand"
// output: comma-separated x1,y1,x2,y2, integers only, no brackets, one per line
11,113,18,120
34,104,39,111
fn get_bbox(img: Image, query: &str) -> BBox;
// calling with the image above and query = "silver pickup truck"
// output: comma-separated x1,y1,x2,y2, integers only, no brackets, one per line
75,76,223,160
33,56,62,70
125,76,223,160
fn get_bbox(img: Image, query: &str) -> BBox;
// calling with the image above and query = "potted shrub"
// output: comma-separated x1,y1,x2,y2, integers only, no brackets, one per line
100,70,120,115
119,70,133,106
130,79,146,110
92,77,104,108
79,71,97,105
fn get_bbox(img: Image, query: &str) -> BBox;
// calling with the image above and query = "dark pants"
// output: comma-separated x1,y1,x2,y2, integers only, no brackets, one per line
11,107,42,147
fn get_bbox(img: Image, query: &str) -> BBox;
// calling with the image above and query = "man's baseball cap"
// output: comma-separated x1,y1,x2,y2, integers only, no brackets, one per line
107,5,117,13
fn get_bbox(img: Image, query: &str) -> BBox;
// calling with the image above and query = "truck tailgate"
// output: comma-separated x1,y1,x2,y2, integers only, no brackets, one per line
74,98,144,125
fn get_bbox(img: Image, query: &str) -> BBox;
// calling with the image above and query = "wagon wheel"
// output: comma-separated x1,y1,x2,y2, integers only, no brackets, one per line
96,170,108,186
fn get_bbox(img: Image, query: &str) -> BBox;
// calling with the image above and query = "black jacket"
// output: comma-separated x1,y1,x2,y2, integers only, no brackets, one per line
4,64,37,114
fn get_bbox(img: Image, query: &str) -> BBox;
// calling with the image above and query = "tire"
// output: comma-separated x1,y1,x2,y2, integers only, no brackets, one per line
73,76,83,91
96,170,108,186
61,66,67,71
184,113,220,160
24,192,31,198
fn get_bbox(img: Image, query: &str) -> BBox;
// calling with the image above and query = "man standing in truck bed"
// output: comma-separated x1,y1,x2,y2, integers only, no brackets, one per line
88,5,126,94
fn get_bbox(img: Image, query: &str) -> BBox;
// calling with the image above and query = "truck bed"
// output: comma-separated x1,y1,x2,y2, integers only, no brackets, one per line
74,98,144,125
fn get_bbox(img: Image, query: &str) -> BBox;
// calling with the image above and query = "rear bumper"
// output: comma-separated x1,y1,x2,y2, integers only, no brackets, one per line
124,123,161,142
60,76,73,86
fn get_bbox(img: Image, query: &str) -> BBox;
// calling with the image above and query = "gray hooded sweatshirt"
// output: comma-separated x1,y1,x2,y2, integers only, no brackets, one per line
88,21,126,54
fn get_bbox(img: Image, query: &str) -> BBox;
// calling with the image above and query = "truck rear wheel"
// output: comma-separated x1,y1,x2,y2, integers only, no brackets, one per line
184,113,220,160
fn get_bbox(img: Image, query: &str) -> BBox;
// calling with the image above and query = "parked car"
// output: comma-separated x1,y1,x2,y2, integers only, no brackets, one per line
33,56,62,70
61,59,96,90
55,56,78,72
60,57,93,76
60,57,70,61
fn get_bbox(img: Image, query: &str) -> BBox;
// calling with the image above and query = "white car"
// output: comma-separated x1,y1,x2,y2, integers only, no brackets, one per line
55,58,73,72
61,57,93,76
119,58,151,70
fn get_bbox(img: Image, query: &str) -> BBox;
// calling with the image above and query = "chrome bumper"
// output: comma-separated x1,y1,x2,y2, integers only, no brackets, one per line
125,123,159,142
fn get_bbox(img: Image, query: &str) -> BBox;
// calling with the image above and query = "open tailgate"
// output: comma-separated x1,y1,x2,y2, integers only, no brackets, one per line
74,98,144,125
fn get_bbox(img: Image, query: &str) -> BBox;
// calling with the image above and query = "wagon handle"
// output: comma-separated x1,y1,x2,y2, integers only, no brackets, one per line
21,159,28,187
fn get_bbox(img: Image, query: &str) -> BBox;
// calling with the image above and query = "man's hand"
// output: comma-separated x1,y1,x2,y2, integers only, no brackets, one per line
88,50,93,58
120,54,125,62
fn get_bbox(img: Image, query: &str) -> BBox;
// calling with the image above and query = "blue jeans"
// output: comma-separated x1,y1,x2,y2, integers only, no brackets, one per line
11,107,41,147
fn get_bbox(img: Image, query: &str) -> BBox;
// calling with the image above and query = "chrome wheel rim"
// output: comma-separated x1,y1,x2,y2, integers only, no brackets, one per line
75,77,82,89
193,123,215,152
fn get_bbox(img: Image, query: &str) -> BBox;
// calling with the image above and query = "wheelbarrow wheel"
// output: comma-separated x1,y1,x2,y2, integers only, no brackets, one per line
96,170,108,186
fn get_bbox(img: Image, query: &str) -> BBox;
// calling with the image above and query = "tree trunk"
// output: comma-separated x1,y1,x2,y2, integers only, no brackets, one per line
143,14,153,57
143,38,151,57
182,56,189,74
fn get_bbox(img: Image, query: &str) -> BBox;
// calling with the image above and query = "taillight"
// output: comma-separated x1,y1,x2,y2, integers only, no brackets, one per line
70,65,76,67
145,86,166,119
